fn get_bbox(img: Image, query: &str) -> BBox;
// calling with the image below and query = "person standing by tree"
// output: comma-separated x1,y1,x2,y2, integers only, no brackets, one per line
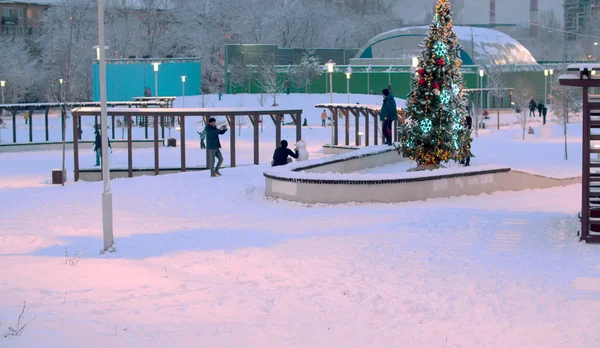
204,117,227,177
321,110,327,127
380,88,397,145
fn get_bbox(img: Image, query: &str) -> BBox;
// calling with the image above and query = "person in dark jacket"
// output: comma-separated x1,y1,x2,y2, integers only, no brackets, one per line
380,88,398,145
542,106,548,125
460,114,472,166
204,117,228,177
93,130,112,166
529,99,537,117
272,140,299,166
537,102,544,118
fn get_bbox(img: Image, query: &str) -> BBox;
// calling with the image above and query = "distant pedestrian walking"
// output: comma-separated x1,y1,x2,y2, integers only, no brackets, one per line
197,129,206,149
529,99,537,117
321,110,327,127
380,88,397,145
204,117,227,177
272,140,299,166
218,92,223,101
542,106,548,125
537,102,544,118
93,130,112,166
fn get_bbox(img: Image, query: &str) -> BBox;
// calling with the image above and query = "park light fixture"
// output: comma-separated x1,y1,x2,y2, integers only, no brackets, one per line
0,80,5,87
479,69,484,77
544,69,548,76
59,78,63,84
595,42,599,46
152,62,161,72
181,75,186,83
325,60,335,73
93,45,109,60
412,56,419,68
345,67,352,104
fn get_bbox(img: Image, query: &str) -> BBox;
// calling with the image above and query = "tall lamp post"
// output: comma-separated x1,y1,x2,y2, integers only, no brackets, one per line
1,80,5,119
345,66,352,104
544,69,549,106
479,69,484,113
181,75,186,107
152,62,161,102
388,64,392,89
366,65,371,94
410,56,419,95
97,0,114,251
325,60,336,146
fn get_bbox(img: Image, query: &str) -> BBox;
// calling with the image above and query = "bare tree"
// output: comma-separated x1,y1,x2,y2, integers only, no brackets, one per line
486,67,506,130
551,77,581,160
228,57,250,94
255,54,285,106
512,77,536,140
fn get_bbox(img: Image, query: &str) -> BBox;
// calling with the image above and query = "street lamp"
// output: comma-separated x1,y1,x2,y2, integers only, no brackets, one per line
345,66,352,104
388,64,392,88
410,56,419,95
325,60,335,103
544,69,549,106
93,45,109,61
152,62,161,102
0,80,5,106
479,69,484,113
181,75,186,108
97,0,114,251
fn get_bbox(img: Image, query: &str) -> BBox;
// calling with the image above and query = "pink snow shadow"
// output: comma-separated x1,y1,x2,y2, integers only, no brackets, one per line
30,229,299,259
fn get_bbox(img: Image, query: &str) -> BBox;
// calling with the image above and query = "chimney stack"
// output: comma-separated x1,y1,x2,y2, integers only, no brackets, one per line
529,0,538,37
490,0,496,26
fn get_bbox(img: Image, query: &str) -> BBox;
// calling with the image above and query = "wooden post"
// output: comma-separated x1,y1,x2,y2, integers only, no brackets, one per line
73,112,79,181
582,86,590,240
127,114,133,178
253,114,259,165
204,115,210,169
334,109,339,145
359,109,369,146
373,111,379,145
112,115,115,139
11,109,16,143
273,114,282,148
28,108,33,142
78,116,82,140
44,107,50,141
161,116,165,140
180,115,186,172
153,112,159,175
351,109,360,146
145,116,148,139
227,115,236,168
343,109,350,146
295,112,302,142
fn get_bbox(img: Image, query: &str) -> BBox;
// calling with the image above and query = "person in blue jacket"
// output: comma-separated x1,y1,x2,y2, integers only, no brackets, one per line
204,117,228,177
380,88,398,145
93,130,111,166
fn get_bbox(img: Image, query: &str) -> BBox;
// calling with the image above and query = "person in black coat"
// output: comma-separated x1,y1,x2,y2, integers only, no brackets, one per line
272,140,299,166
529,99,537,117
537,102,544,118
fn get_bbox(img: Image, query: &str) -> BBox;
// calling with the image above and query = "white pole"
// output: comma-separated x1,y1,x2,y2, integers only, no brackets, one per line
346,77,349,103
367,71,370,94
329,72,333,103
182,81,185,107
97,0,114,251
155,70,159,102
544,75,548,107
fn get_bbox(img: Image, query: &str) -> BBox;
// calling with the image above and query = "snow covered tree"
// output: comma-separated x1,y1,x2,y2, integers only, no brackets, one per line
255,54,285,106
398,0,471,167
512,76,535,140
290,50,322,93
228,57,250,93
551,77,581,160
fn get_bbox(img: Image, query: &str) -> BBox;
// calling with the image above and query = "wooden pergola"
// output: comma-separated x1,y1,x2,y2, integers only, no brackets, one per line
70,107,303,181
559,64,600,243
315,103,405,146
0,101,165,143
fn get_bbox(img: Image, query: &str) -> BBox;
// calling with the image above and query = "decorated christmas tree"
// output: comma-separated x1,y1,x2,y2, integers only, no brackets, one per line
398,0,472,168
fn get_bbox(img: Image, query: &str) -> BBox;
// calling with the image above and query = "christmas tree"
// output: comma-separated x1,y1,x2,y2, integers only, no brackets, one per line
398,0,471,167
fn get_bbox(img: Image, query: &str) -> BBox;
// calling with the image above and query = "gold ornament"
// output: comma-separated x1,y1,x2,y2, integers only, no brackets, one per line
455,58,463,68
433,88,440,96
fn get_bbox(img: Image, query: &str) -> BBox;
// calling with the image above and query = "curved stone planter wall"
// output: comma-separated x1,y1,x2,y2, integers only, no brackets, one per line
264,147,581,204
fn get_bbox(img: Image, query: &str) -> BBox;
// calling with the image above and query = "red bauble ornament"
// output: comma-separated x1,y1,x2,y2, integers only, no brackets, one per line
433,82,440,89
418,78,426,86
417,68,425,76
437,58,445,65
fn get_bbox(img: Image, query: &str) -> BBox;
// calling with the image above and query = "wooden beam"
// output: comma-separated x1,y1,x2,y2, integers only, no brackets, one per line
273,113,282,147
334,109,339,145
127,115,133,178
73,112,79,181
112,115,116,139
253,114,259,165
44,107,50,141
373,110,379,145
154,112,159,175
180,115,186,172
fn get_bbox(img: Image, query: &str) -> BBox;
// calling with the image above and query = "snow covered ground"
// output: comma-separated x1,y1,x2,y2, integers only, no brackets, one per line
1,93,599,347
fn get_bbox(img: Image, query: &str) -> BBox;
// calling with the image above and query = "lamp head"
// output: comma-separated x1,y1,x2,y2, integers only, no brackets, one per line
544,69,548,76
181,76,186,83
59,78,63,85
412,56,419,68
0,80,5,87
325,60,336,73
152,62,161,72
479,69,484,77
550,69,554,75
345,72,351,79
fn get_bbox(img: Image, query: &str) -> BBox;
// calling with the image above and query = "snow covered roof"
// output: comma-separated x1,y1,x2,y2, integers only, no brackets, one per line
357,26,541,72
0,0,173,10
